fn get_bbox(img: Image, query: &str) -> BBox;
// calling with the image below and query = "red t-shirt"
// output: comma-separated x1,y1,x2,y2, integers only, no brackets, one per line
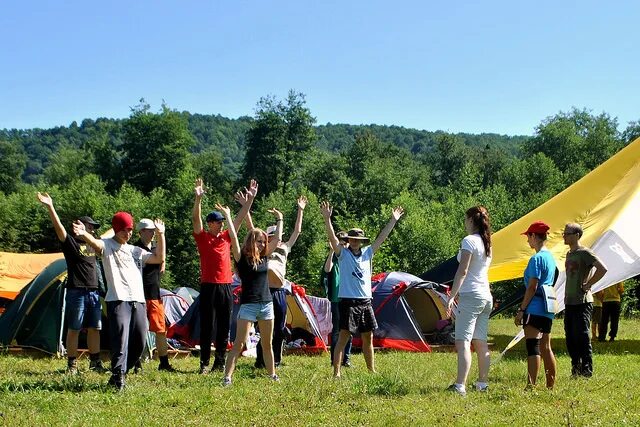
193,229,232,284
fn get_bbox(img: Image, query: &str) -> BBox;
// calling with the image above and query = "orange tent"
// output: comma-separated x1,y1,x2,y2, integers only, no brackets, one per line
0,251,64,300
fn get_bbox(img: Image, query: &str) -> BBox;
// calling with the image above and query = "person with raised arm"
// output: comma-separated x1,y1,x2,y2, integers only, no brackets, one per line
36,192,107,374
220,204,283,386
253,195,307,369
320,201,404,378
192,178,257,374
321,231,352,367
73,212,166,391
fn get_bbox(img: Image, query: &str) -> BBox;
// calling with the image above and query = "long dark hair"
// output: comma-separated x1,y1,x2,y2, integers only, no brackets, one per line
466,206,492,257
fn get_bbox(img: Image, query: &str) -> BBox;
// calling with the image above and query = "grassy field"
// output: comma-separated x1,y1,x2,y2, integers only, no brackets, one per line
1,318,639,426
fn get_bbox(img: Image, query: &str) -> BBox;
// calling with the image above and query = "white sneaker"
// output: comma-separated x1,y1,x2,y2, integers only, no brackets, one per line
475,382,489,392
446,384,466,397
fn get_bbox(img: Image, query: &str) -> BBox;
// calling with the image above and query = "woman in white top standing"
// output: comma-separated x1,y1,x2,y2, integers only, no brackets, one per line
446,206,493,396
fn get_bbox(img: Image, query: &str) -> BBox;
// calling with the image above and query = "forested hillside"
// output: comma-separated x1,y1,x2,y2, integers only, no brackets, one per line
1,92,638,308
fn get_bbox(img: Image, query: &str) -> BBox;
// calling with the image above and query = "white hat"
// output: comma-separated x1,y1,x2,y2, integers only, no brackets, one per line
266,225,277,236
136,218,155,231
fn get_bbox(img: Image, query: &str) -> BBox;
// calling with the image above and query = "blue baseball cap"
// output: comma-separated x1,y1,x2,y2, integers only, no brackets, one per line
206,211,225,223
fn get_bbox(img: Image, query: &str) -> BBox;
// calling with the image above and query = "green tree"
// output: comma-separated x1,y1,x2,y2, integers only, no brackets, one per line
43,144,94,187
525,108,623,174
121,100,195,194
0,140,27,194
242,91,316,196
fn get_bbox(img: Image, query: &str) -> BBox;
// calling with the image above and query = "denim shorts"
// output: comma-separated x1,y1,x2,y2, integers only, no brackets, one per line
454,293,492,342
65,288,102,330
238,302,274,322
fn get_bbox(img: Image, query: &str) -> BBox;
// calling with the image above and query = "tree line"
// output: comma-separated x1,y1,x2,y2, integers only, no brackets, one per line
1,92,639,312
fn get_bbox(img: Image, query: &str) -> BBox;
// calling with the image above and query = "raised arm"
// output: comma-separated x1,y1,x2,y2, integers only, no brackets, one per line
234,190,255,231
72,221,105,256
371,206,404,253
447,249,472,315
192,178,205,235
37,192,67,242
216,203,241,262
145,219,166,265
320,201,341,256
324,249,335,273
266,208,283,256
286,195,307,248
233,180,258,232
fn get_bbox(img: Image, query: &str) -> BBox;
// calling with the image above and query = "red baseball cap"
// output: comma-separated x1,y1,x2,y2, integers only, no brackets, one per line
112,211,134,234
521,221,550,235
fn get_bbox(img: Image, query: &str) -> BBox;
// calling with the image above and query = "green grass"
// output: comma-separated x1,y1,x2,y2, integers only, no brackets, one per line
1,319,639,426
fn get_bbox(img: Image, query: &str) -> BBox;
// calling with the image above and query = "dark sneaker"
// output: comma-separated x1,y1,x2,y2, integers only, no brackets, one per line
89,359,108,374
212,359,225,371
133,360,143,374
108,373,125,392
199,364,210,375
66,360,79,375
342,361,352,368
158,363,176,372
270,374,280,382
609,337,615,342
221,377,232,387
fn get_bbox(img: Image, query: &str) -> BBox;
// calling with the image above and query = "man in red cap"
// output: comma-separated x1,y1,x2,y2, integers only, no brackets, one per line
37,192,107,374
74,211,166,390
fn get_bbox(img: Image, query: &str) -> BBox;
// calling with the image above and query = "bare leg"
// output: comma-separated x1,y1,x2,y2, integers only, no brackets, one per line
540,333,556,389
257,319,276,377
87,328,101,355
454,340,472,386
361,331,376,373
332,330,352,378
156,332,169,357
472,339,490,383
524,325,542,386
66,329,80,358
223,319,252,380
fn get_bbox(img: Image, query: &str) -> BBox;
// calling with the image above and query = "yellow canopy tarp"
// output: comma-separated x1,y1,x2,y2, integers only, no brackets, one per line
0,251,64,299
489,136,640,285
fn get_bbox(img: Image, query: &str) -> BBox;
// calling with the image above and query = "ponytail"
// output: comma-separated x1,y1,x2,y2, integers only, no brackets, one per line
465,206,492,257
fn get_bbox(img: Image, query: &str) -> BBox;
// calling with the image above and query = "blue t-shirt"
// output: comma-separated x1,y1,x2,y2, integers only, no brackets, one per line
523,248,556,319
337,246,373,299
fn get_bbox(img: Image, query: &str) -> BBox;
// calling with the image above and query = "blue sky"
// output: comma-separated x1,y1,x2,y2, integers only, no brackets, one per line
1,1,638,135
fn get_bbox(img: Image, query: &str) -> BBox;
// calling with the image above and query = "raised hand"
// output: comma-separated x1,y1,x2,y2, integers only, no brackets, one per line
214,203,232,218
154,219,166,234
234,190,249,206
268,208,283,220
320,201,333,218
37,192,53,207
392,206,405,221
72,220,86,237
297,195,307,210
246,179,258,199
194,178,205,197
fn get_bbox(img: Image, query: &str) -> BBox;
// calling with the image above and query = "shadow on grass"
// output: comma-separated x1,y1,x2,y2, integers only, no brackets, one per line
0,375,106,393
490,334,640,359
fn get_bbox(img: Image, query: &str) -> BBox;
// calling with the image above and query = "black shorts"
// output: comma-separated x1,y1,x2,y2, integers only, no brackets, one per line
339,298,378,334
523,313,553,334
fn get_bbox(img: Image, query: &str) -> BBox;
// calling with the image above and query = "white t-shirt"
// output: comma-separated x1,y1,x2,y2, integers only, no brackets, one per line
101,238,152,303
456,234,492,298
